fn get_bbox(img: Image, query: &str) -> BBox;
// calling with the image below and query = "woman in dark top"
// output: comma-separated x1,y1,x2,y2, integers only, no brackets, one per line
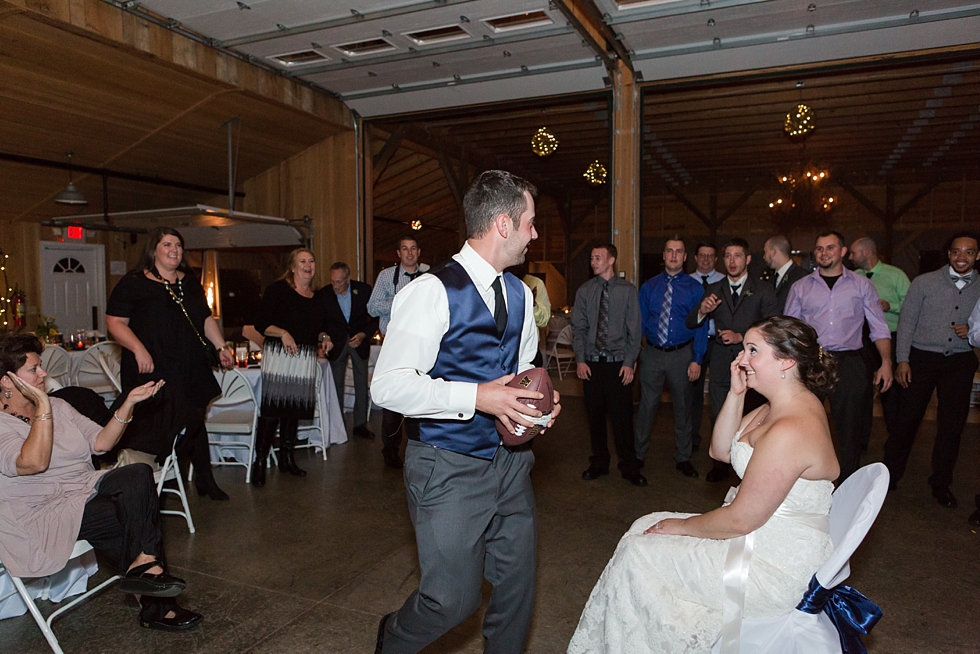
251,247,332,487
106,227,234,501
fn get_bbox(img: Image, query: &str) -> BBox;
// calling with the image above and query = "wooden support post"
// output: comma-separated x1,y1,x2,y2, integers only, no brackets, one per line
611,60,639,283
372,125,405,183
363,122,375,282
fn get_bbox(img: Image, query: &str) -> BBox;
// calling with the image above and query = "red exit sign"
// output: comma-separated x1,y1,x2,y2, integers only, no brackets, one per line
66,225,85,240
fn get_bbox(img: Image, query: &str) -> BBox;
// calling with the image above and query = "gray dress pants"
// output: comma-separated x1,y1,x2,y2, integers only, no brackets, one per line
329,341,369,427
382,440,537,654
634,344,695,463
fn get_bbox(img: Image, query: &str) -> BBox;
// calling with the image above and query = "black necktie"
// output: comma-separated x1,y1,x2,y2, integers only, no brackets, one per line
772,273,779,288
701,275,709,290
731,283,741,304
492,277,507,336
866,271,874,279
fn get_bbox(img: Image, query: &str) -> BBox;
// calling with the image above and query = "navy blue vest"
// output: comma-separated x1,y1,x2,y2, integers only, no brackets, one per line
417,262,525,459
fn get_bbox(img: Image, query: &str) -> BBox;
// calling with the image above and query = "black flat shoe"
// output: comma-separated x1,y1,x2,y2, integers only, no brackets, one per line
623,471,648,487
969,509,980,528
581,466,609,481
705,463,730,483
932,485,958,509
383,452,403,469
375,612,392,654
354,425,376,440
676,461,699,479
119,561,186,597
196,484,230,501
140,604,203,632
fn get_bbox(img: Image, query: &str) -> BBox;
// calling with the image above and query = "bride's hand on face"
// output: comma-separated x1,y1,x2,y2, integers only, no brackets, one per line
644,518,686,536
730,350,749,395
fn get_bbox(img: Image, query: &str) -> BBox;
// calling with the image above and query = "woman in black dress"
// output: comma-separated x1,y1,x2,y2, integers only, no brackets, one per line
106,227,235,500
250,248,332,487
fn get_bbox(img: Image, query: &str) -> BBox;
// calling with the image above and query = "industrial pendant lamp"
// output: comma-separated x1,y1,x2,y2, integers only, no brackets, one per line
53,152,88,206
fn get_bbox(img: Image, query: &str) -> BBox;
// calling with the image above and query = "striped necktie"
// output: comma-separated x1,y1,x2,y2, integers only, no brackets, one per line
595,281,610,351
657,275,674,345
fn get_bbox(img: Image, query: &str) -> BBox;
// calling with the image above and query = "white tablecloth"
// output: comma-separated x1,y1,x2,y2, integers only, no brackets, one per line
0,552,97,620
208,360,347,463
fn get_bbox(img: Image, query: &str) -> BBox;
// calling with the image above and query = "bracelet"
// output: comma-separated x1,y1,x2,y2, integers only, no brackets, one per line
34,413,53,422
112,411,133,424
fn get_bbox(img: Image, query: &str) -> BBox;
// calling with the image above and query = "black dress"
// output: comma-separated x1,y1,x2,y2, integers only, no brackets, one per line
107,272,220,406
253,279,330,420
106,272,221,461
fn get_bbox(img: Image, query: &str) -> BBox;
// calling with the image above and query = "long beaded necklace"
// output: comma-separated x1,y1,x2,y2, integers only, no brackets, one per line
150,268,184,302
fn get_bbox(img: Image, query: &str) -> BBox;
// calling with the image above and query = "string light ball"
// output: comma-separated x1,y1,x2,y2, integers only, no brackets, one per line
583,160,608,186
411,220,422,231
531,127,559,157
784,103,815,138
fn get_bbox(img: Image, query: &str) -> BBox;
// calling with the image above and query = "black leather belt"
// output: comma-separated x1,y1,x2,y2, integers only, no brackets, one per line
651,339,693,353
830,349,863,358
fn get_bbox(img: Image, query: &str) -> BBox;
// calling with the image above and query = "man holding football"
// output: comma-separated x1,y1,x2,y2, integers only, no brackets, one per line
371,170,561,654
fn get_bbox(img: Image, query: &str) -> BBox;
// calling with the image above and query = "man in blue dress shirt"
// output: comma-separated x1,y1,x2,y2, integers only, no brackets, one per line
688,242,724,452
635,236,708,478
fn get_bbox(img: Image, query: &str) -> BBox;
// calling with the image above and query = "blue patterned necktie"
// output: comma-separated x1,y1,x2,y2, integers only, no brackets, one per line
657,275,674,345
595,280,610,351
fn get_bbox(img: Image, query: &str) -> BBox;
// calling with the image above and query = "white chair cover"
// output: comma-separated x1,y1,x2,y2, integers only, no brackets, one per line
40,345,72,391
73,342,122,397
0,550,96,620
712,463,889,654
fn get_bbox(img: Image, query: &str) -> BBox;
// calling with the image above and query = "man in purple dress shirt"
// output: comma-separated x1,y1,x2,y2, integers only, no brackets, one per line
785,231,893,481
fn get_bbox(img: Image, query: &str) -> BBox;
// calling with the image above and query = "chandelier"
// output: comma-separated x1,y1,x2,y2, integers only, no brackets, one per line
530,127,558,157
768,166,837,227
583,160,607,186
784,104,815,139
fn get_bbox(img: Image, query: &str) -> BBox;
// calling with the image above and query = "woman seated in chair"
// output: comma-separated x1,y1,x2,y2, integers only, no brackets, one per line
0,334,202,632
568,316,840,653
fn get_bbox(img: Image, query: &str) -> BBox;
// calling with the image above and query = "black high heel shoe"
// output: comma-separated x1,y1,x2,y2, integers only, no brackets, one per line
195,471,230,501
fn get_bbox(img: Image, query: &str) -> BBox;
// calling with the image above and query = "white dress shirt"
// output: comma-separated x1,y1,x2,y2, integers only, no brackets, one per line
371,242,537,420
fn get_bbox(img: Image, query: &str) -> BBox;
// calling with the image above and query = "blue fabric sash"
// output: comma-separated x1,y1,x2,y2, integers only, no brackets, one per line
796,574,882,654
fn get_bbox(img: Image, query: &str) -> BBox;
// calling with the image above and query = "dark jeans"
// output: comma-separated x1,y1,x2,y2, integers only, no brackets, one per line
78,464,163,574
381,409,419,458
883,348,979,488
827,351,872,482
582,360,637,474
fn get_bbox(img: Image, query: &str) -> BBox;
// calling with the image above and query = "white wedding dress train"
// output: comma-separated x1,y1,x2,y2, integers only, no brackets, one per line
568,434,834,654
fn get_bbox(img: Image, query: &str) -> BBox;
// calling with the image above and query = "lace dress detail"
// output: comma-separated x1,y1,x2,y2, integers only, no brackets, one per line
567,432,834,654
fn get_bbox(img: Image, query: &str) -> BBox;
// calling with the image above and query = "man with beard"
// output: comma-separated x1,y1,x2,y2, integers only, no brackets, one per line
885,233,980,510
849,236,910,441
687,237,777,482
785,231,892,481
763,235,808,312
371,170,560,654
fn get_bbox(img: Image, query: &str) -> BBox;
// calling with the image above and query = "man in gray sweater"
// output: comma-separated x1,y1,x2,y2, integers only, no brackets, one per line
883,233,980,509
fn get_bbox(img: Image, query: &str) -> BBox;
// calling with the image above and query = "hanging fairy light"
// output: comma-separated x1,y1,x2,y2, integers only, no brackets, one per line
784,104,815,138
530,127,558,157
583,160,608,186
411,220,422,231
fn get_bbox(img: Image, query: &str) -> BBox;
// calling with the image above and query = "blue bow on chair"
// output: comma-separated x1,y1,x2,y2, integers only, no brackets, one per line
796,575,882,654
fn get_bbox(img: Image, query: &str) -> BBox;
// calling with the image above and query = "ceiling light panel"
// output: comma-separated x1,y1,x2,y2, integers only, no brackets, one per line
268,48,330,67
403,24,472,46
333,38,398,57
483,9,553,32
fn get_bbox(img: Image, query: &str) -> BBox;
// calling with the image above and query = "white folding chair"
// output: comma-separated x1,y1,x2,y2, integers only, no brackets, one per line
297,365,328,461
712,463,889,654
206,369,260,482
0,540,121,654
73,342,122,397
40,345,72,391
155,432,195,534
545,325,576,380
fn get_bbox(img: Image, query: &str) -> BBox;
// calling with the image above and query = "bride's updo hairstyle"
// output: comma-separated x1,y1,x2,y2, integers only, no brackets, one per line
751,316,838,394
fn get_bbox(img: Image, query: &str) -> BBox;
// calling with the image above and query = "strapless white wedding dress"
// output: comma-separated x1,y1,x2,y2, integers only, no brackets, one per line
567,432,834,654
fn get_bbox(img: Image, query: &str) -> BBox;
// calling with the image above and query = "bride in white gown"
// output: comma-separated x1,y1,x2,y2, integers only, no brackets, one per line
568,316,841,654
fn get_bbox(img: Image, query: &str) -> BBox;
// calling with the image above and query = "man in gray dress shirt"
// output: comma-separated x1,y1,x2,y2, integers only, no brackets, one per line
884,233,980,509
572,244,646,487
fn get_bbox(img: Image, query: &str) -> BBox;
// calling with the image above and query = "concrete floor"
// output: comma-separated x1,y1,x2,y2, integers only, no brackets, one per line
3,396,979,653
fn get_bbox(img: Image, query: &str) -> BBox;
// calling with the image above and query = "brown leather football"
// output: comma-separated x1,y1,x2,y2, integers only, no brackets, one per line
495,367,555,446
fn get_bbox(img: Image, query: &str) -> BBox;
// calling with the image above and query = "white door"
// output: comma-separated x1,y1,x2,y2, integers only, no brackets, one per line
40,242,107,334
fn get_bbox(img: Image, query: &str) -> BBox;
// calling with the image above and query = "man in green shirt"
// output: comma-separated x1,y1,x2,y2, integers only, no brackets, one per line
850,236,911,438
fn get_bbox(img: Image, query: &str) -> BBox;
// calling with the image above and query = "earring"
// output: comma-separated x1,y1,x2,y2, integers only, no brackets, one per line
781,371,785,379
3,390,10,399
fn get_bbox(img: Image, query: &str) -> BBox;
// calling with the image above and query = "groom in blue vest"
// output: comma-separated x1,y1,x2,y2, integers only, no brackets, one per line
371,170,561,653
